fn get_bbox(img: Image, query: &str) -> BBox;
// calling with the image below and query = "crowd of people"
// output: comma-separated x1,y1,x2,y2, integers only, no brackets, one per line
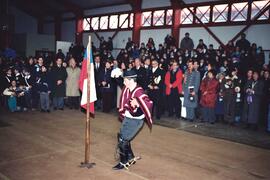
0,33,270,133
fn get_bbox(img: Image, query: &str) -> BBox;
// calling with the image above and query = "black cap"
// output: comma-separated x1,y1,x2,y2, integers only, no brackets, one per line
123,69,137,78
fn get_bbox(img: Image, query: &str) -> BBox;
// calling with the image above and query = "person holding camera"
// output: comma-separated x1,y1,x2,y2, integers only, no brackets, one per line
183,60,201,121
242,71,264,130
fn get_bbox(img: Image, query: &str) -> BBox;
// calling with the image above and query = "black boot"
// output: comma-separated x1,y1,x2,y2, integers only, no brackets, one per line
112,150,128,170
126,142,136,165
113,134,129,170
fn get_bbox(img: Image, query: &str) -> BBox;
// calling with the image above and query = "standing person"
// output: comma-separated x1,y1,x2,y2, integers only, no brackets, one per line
32,57,44,110
242,71,264,130
107,37,113,52
21,68,35,110
98,61,113,112
111,60,124,109
261,70,270,128
94,55,103,110
183,60,201,121
215,72,226,122
265,71,270,133
148,59,164,119
164,61,183,119
51,58,67,110
37,65,51,112
180,32,194,53
200,70,219,124
66,58,81,109
132,58,147,89
113,70,153,170
235,33,250,53
223,76,235,124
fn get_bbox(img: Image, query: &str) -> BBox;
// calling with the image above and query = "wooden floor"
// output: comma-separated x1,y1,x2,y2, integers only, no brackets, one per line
0,109,270,180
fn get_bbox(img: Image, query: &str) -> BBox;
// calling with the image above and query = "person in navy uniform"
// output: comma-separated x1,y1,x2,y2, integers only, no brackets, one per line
113,70,153,170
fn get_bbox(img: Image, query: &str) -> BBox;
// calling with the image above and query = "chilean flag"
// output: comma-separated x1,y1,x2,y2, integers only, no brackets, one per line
79,39,97,114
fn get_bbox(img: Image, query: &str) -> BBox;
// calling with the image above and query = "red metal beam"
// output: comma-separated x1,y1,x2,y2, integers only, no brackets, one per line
230,1,270,43
76,15,83,44
129,0,142,45
171,0,181,47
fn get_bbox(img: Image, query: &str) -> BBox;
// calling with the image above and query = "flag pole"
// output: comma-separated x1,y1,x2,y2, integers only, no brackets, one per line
80,36,95,168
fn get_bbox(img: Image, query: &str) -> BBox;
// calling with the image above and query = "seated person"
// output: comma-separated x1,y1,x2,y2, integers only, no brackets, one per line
3,80,27,112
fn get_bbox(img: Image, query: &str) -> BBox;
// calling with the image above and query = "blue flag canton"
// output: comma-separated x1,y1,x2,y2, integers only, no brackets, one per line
83,47,94,63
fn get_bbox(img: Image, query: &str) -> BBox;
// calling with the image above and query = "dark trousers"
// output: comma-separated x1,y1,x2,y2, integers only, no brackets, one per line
53,97,64,109
202,107,216,123
67,96,80,109
167,89,181,118
17,95,27,108
224,97,236,123
24,90,32,109
149,90,162,118
102,91,113,112
31,89,39,109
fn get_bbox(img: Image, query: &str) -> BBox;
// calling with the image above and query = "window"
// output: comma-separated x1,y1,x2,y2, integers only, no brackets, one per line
153,10,165,26
231,2,248,22
251,0,269,20
100,16,108,30
181,8,194,24
213,4,228,22
196,6,210,23
91,17,99,30
166,9,173,25
142,11,152,27
109,15,118,29
83,18,90,31
119,14,129,28
129,13,134,28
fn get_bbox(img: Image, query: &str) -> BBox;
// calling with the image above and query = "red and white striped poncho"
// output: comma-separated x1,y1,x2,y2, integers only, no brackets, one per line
119,86,153,129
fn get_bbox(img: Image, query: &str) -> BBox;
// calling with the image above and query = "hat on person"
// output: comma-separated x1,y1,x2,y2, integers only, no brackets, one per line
123,69,137,78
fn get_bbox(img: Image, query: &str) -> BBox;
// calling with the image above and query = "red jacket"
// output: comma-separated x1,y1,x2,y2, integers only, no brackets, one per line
164,69,183,95
200,78,219,108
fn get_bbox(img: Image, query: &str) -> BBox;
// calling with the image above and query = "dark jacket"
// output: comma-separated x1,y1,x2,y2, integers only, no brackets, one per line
98,68,113,93
133,66,147,89
50,66,67,97
37,72,51,93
